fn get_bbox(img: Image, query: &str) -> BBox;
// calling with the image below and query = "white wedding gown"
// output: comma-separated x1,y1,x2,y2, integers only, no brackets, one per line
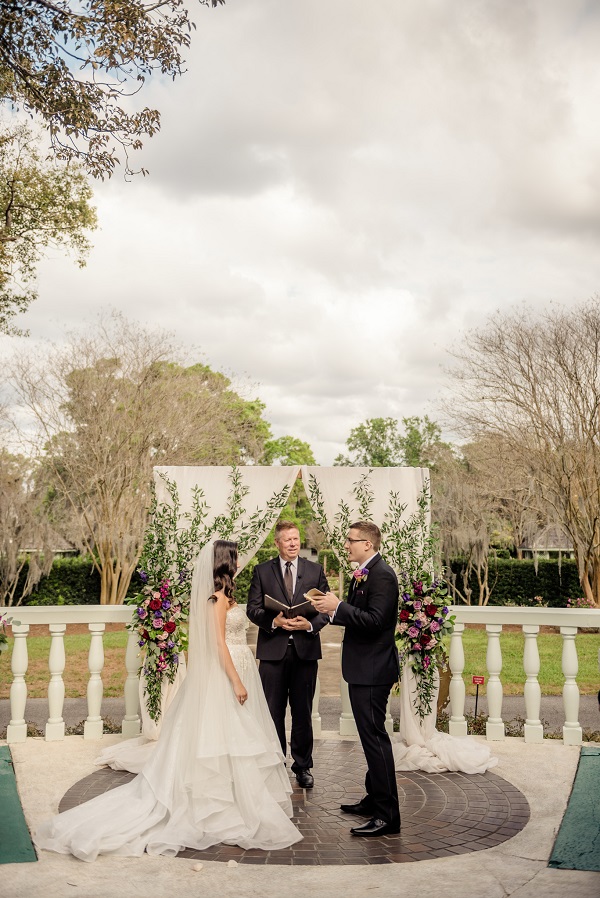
34,596,302,861
393,665,498,774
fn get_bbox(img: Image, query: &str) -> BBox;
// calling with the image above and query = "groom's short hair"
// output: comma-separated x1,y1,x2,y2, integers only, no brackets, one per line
350,521,381,551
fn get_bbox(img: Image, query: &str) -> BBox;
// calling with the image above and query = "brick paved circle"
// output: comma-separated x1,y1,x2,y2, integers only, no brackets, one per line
59,739,529,865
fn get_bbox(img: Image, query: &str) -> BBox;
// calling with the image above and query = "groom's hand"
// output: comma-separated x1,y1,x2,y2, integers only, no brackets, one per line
309,592,340,616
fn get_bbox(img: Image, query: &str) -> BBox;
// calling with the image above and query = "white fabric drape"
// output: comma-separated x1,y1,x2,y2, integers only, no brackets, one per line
154,465,300,571
300,465,428,540
393,665,498,774
100,465,299,760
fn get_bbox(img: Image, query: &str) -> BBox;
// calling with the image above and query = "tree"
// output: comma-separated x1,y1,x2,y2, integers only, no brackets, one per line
260,436,319,545
335,415,450,468
447,298,600,607
262,436,316,467
0,0,224,178
0,449,53,606
0,122,96,333
9,312,271,603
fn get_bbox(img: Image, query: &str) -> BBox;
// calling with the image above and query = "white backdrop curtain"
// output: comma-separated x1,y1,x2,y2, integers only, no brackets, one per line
300,465,428,543
154,465,301,571
113,465,300,751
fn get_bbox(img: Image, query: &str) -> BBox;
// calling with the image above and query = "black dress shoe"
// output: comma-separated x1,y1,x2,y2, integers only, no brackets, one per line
350,817,401,837
295,770,314,789
340,800,374,816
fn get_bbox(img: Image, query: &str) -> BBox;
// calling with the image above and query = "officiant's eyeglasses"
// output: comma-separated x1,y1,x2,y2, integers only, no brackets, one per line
345,538,368,543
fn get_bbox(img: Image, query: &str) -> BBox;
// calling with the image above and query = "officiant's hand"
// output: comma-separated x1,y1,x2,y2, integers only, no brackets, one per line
309,591,340,615
284,616,312,631
272,612,289,628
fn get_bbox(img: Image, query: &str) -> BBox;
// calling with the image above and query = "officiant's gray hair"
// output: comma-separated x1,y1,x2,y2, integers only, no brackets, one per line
350,521,381,551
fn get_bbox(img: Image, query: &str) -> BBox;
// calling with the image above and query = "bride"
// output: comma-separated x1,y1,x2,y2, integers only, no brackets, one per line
34,540,302,861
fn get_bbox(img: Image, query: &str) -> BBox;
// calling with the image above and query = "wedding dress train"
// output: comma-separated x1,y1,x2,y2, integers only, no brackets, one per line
34,547,302,861
393,665,498,774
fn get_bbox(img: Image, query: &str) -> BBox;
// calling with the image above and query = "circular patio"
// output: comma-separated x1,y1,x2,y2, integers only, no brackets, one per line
59,738,530,865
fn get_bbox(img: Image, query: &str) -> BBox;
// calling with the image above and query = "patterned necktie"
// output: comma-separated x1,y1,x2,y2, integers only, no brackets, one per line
284,561,293,602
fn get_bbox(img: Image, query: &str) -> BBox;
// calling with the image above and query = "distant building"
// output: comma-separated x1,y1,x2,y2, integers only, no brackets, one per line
519,524,574,560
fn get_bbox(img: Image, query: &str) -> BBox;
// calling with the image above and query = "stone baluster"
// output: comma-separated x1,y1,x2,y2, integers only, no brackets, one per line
339,678,357,735
339,629,357,735
485,624,505,740
7,623,30,744
448,622,467,737
121,630,141,738
522,625,543,743
84,623,105,739
560,626,582,745
385,694,394,737
46,623,66,741
312,675,322,738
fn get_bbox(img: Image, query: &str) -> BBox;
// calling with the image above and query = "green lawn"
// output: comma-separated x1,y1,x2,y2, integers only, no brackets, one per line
460,629,599,696
0,631,130,700
0,627,598,699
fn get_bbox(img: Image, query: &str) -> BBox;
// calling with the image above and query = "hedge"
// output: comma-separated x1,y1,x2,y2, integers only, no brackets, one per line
448,557,582,607
17,556,102,606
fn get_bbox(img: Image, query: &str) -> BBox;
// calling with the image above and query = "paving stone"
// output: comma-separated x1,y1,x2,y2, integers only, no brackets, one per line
58,738,530,865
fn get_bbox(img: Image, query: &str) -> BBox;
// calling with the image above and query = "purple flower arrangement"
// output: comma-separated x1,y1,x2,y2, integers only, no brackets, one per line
396,573,455,719
127,569,190,722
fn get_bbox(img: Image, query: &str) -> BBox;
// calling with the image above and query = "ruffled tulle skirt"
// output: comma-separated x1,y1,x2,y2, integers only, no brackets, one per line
34,646,301,861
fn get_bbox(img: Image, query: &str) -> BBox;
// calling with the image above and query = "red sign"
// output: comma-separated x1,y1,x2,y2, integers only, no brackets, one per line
472,676,485,685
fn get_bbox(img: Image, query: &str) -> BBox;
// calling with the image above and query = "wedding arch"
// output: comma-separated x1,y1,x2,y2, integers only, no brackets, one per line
129,463,429,734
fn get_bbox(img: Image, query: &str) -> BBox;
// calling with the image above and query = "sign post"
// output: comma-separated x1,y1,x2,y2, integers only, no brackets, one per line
472,675,485,721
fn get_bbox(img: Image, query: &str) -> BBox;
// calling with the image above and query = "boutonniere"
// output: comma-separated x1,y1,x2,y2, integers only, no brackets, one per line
353,567,369,584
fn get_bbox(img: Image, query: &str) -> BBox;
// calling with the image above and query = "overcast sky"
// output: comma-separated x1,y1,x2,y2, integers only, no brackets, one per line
5,0,600,463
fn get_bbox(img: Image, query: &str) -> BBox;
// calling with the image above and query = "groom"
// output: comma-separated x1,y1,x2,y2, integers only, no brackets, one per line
310,521,401,836
247,520,329,788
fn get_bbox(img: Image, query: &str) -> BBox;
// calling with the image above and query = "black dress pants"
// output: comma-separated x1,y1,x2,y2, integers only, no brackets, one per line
258,641,317,773
348,682,400,827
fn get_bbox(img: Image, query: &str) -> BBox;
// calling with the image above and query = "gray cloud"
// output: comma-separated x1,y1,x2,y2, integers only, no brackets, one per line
3,0,600,463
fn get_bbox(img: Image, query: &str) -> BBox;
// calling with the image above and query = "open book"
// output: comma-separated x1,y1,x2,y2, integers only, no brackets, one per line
264,593,314,619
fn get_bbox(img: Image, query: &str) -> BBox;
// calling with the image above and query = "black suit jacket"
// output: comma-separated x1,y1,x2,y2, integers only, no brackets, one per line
247,556,330,661
332,553,400,685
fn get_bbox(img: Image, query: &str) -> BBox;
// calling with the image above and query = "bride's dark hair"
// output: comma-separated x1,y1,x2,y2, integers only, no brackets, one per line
213,539,238,598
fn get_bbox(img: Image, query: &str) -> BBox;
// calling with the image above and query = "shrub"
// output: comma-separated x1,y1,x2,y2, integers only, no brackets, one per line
448,557,582,607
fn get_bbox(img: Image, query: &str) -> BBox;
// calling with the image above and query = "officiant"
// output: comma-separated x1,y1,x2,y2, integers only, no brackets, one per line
247,520,329,789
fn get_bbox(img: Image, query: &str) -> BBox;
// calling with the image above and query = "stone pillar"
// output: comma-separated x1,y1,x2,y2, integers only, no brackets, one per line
46,623,66,741
7,623,29,744
485,624,505,740
523,625,543,743
84,622,105,740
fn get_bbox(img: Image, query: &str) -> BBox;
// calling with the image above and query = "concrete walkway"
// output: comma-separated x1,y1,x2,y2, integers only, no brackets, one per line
3,733,600,898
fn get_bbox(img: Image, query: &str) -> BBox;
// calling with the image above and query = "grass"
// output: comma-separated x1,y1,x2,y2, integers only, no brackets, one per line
460,629,599,696
0,630,129,700
0,625,598,699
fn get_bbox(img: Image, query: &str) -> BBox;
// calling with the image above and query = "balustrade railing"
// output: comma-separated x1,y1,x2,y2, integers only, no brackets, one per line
1,604,598,746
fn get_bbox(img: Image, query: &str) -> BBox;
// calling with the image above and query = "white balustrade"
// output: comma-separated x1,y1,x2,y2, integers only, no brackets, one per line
385,695,393,736
84,622,105,740
7,623,30,743
522,625,543,743
560,626,582,745
448,622,467,737
339,678,358,736
46,623,66,741
2,604,599,745
312,675,322,738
